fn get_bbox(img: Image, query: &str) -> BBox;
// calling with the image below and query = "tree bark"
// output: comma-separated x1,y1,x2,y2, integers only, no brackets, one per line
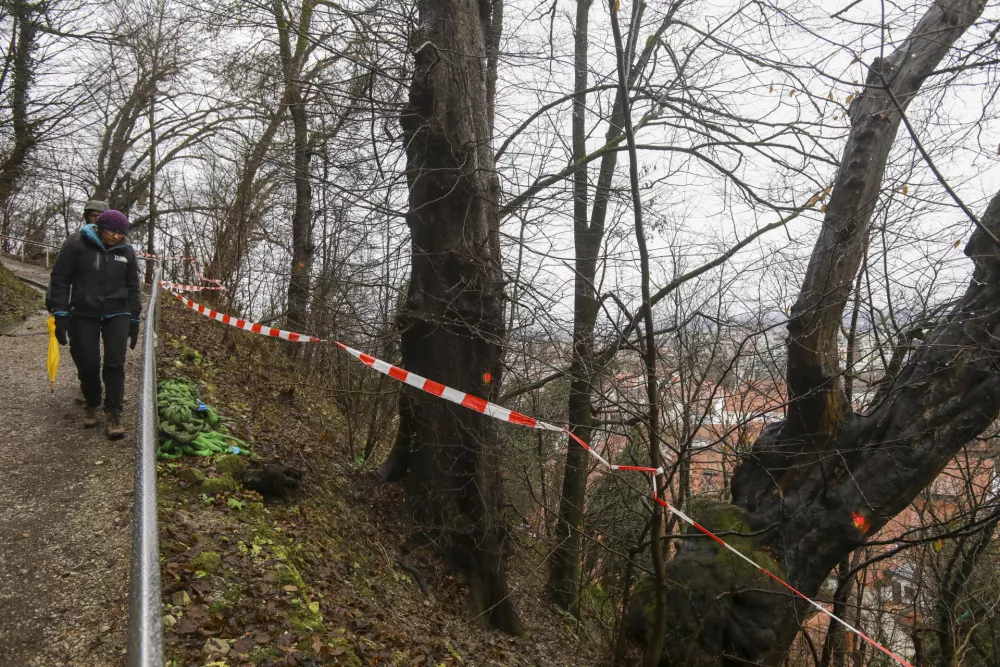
819,553,858,667
547,0,596,616
0,0,39,216
547,0,683,613
274,0,315,335
607,3,668,664
385,0,521,635
206,106,285,288
146,73,158,286
627,2,996,664
94,75,156,206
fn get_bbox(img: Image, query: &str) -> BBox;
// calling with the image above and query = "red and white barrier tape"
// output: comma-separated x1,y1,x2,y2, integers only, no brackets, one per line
334,341,639,472
165,288,913,667
158,280,226,292
136,250,198,262
166,290,632,470
191,259,225,289
166,290,319,342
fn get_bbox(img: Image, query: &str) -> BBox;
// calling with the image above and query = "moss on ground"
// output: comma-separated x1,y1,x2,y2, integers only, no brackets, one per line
200,473,240,494
189,550,221,574
215,453,248,478
0,262,41,326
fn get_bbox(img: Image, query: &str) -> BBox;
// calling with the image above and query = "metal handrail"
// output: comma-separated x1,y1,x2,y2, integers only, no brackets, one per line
0,234,60,266
126,263,164,667
0,233,62,250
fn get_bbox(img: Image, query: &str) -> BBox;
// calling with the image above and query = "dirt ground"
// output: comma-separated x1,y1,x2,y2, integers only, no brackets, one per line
0,259,142,667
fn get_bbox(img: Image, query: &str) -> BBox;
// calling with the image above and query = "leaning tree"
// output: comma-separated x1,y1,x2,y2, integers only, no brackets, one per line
626,0,1000,664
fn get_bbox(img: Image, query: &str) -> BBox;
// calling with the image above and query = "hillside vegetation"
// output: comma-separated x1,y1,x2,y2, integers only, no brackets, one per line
0,262,42,327
156,297,610,667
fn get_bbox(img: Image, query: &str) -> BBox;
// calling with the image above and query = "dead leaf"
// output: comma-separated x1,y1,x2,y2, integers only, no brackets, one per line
954,238,962,249
902,185,909,195
611,0,620,12
178,616,201,635
788,88,795,97
821,203,827,213
828,92,834,101
845,94,854,104
232,637,253,656
769,85,774,93
934,538,944,552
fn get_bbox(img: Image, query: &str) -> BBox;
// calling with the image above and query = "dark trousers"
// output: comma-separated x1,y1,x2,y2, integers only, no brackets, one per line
68,315,129,412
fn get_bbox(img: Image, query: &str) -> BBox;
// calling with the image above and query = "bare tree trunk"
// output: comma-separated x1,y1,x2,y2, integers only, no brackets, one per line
382,0,521,635
274,0,315,335
94,76,154,206
819,552,859,667
548,0,683,613
626,2,997,664
145,75,157,286
547,0,596,616
206,107,284,287
608,3,667,664
0,0,39,215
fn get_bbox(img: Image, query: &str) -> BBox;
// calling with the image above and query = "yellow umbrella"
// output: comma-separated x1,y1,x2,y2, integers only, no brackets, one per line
47,315,59,393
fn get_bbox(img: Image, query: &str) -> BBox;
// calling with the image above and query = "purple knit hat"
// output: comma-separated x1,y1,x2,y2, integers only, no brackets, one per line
96,210,130,235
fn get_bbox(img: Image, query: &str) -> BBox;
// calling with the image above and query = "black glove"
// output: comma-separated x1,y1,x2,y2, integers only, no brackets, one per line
54,316,69,346
129,320,140,350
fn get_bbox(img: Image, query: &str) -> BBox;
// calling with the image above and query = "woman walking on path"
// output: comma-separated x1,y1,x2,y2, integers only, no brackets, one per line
45,208,141,439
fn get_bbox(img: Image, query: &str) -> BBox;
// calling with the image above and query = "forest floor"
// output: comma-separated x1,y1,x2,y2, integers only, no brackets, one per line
0,258,140,666
156,295,615,667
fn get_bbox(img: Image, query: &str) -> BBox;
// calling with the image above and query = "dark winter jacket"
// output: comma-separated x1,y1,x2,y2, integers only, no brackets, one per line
46,224,141,321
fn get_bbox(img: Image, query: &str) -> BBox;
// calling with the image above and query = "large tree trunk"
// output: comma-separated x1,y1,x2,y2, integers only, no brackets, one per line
628,1,996,664
0,0,39,217
381,0,521,635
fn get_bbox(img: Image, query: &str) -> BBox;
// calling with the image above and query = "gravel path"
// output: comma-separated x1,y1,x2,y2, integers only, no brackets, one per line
0,260,142,667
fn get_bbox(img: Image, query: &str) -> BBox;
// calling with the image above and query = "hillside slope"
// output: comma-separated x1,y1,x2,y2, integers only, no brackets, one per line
156,296,607,667
0,260,42,327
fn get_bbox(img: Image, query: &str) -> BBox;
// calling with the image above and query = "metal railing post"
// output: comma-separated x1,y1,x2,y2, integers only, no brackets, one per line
126,262,164,667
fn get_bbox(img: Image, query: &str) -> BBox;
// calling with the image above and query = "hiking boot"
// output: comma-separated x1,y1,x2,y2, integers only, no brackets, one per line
105,409,125,440
83,405,99,427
